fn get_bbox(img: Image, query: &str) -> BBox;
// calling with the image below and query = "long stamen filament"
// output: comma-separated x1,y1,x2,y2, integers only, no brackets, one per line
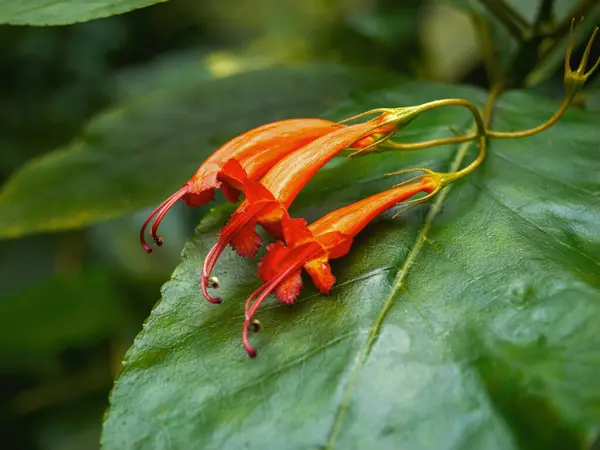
242,250,318,358
201,238,231,304
150,187,188,246
140,186,188,253
140,204,168,253
201,208,260,303
244,283,267,319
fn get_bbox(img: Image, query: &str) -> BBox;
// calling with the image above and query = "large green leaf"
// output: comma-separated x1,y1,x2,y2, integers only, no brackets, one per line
102,82,600,449
0,65,399,240
0,0,168,26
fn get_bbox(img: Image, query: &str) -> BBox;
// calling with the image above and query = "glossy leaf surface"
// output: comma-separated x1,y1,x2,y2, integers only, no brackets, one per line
0,0,169,26
102,81,600,449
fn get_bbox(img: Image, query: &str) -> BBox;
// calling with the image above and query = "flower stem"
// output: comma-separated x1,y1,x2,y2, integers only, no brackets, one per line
487,93,573,139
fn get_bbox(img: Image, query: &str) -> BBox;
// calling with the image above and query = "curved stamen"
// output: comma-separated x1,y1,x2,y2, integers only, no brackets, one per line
148,186,189,249
242,247,319,358
140,204,168,253
201,208,260,303
201,238,231,304
140,186,188,253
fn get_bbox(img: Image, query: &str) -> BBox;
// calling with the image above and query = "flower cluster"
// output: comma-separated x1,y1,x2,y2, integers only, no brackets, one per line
141,23,598,357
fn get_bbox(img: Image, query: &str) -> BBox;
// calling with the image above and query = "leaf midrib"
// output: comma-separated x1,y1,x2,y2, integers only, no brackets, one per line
324,118,483,448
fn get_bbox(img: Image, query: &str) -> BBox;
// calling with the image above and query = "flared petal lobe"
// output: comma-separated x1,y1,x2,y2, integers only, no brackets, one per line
304,256,336,295
244,175,441,356
256,176,439,302
201,116,396,301
141,118,340,252
229,118,399,257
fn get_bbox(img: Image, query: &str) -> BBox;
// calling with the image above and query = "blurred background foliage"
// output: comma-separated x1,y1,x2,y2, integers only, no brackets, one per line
0,0,598,448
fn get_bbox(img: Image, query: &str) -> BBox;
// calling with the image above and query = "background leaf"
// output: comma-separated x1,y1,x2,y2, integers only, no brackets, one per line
0,0,169,26
0,65,399,240
0,269,125,371
442,0,600,87
102,81,600,449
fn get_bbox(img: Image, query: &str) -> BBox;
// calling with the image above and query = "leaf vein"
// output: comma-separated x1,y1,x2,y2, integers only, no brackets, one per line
324,123,480,448
492,151,600,203
221,331,360,399
475,182,600,271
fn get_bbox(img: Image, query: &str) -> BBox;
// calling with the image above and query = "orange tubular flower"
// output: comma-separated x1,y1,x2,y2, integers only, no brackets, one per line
200,109,419,304
241,176,440,357
140,118,347,253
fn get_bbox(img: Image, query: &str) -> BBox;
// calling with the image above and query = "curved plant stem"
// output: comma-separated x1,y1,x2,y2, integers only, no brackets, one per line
349,98,485,157
447,85,499,181
487,94,573,139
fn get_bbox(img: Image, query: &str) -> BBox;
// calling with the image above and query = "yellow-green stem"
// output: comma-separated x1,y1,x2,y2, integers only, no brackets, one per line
487,93,574,139
382,88,574,154
351,98,487,157
441,84,501,183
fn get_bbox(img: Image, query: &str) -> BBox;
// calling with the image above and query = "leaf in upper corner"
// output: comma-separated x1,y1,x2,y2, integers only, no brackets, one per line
0,65,400,240
102,82,600,449
0,0,169,26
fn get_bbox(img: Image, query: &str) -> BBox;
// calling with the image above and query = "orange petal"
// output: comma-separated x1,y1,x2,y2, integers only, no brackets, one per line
275,269,304,304
243,178,277,204
218,158,248,193
304,256,336,295
229,220,262,258
220,183,241,203
258,241,289,282
258,209,286,239
281,215,314,247
258,242,305,303
183,186,217,207
315,231,353,260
